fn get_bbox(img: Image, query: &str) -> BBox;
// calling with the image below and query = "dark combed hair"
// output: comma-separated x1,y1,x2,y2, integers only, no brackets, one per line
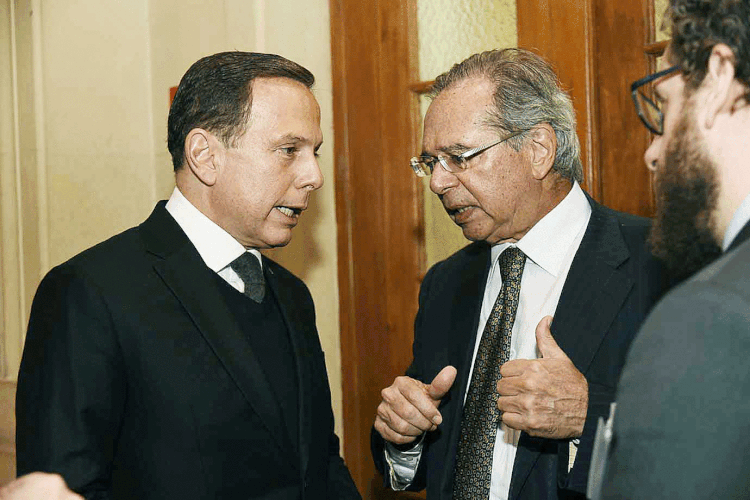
668,0,750,95
167,51,315,170
429,48,583,184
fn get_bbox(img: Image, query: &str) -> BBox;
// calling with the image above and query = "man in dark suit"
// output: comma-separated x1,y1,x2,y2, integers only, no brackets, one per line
15,51,360,500
371,48,665,500
601,1,750,497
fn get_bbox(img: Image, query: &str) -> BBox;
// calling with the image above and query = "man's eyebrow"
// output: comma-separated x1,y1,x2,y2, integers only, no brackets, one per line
421,143,470,157
278,134,306,143
275,134,323,148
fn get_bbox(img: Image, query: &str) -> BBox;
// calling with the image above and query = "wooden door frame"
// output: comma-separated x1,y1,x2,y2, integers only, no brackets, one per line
330,0,423,495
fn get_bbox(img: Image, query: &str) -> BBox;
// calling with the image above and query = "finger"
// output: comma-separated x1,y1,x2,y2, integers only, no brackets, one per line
427,365,457,400
499,358,531,377
376,402,433,438
381,383,439,430
374,415,423,445
496,377,521,397
536,315,566,359
496,394,526,414
499,410,525,431
401,388,444,426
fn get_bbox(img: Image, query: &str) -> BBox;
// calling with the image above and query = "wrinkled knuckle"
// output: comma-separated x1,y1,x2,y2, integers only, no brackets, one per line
381,386,396,401
521,394,537,412
527,415,545,433
376,403,390,421
525,378,541,393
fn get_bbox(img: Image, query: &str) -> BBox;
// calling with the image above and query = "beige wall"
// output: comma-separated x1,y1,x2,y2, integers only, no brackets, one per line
417,0,517,269
0,0,340,483
655,0,670,41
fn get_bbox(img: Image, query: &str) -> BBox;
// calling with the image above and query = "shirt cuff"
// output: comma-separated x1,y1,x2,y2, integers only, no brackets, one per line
383,435,425,490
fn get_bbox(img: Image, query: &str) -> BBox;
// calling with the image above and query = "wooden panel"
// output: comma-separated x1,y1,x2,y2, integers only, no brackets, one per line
330,0,423,496
517,0,655,216
591,0,655,216
517,0,600,200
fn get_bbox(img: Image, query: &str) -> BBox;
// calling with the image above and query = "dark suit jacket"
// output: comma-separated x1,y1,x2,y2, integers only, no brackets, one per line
372,197,665,499
602,220,750,499
16,202,360,500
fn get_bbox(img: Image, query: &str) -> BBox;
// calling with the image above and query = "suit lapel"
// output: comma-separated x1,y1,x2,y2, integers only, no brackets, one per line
509,200,634,499
262,259,310,480
140,203,293,458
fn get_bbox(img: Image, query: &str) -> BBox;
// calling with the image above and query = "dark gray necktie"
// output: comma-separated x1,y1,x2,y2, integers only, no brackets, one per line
230,252,265,303
452,246,526,499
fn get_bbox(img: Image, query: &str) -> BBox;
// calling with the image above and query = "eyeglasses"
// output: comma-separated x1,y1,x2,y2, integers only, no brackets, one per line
410,129,527,177
630,65,680,135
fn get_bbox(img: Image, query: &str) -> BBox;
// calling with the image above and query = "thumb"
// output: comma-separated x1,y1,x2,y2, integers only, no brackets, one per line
536,316,564,359
427,365,457,400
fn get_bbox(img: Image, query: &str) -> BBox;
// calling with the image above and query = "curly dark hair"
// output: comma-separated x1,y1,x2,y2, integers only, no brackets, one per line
668,0,750,95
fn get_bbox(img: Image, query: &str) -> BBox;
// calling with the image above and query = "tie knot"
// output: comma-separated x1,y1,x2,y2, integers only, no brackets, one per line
230,252,265,302
499,246,526,284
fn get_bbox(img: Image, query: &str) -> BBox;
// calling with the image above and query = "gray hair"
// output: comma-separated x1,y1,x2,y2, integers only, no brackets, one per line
429,48,583,183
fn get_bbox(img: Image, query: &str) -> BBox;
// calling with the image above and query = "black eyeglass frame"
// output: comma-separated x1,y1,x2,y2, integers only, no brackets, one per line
630,65,680,135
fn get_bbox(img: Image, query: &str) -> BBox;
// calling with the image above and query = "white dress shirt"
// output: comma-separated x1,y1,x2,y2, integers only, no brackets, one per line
722,192,750,251
386,182,592,500
165,187,262,291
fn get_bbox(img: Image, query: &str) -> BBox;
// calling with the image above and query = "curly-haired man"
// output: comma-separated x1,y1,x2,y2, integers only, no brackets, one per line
601,1,750,498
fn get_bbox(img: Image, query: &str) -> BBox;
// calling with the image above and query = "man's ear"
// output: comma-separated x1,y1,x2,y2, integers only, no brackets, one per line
184,128,223,186
528,123,557,180
703,43,741,129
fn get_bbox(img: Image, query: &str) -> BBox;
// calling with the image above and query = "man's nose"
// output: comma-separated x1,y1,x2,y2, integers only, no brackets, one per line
644,136,662,173
301,156,324,191
429,161,459,195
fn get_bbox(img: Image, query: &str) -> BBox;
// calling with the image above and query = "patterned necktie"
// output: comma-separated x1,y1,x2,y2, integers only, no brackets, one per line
230,252,265,303
452,246,526,499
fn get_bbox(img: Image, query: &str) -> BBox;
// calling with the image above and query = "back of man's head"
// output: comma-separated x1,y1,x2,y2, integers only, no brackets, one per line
668,0,750,95
167,52,315,171
429,48,583,184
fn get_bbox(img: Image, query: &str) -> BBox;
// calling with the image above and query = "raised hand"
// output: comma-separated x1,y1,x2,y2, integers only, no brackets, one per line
374,365,457,445
496,316,588,439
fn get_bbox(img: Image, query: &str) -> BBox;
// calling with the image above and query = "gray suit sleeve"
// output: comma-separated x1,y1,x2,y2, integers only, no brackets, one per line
603,282,750,499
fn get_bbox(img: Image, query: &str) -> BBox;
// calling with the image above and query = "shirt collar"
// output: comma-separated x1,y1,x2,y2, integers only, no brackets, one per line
490,182,591,277
165,187,261,271
722,192,750,251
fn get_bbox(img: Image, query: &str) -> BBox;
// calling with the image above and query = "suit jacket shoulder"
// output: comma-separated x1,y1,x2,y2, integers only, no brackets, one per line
604,239,750,499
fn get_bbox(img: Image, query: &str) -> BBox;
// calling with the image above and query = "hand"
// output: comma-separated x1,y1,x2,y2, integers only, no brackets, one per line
496,316,588,439
0,473,83,500
374,365,457,445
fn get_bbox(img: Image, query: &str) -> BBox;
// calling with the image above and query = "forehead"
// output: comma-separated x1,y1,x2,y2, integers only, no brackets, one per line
245,77,321,137
423,77,495,149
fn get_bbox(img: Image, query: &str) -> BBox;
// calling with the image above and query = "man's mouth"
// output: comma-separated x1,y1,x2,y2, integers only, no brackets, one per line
275,206,302,217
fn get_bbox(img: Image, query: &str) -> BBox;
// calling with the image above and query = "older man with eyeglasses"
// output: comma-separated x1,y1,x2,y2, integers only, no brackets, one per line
599,0,750,498
371,48,668,500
